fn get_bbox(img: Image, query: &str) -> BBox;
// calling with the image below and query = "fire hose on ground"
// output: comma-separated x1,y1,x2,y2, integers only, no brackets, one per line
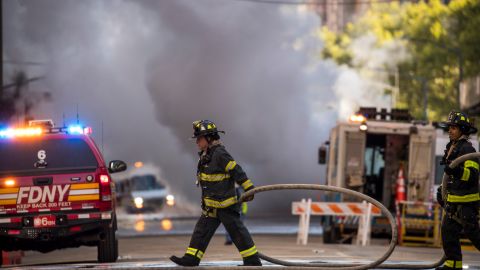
235,152,479,269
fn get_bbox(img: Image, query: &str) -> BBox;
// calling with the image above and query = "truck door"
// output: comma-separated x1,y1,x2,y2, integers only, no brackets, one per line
344,131,366,190
407,133,434,201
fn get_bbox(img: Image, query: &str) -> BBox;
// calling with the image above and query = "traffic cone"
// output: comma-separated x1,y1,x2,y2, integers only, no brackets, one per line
395,164,406,244
395,164,406,202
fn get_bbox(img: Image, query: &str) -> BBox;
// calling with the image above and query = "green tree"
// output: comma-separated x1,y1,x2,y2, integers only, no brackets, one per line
320,0,480,121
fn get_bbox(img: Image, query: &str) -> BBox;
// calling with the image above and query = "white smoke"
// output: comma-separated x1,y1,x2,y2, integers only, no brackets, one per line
333,34,409,120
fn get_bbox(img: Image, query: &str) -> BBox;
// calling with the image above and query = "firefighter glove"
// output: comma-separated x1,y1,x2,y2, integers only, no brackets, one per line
436,186,444,207
243,194,254,202
444,165,461,176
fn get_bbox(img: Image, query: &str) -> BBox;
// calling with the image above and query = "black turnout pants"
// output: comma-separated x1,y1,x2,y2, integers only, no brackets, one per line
442,203,480,264
187,206,257,260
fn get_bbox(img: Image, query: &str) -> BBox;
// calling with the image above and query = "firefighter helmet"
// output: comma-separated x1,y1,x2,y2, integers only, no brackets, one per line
440,111,478,135
192,120,225,138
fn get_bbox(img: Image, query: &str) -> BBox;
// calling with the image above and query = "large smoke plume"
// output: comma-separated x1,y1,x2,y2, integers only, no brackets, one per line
4,0,401,214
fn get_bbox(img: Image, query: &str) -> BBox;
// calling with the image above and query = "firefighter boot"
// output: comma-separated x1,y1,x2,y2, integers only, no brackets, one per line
435,260,463,269
435,266,454,270
242,254,262,266
169,255,200,266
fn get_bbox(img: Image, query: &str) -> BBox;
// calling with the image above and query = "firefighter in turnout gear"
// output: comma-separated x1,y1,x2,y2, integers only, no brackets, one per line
436,111,480,270
170,120,262,266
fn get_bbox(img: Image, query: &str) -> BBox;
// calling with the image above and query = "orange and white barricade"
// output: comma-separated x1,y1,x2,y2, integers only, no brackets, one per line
292,200,381,246
295,198,312,245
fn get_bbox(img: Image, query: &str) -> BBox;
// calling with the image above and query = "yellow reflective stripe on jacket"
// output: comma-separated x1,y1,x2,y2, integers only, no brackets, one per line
464,160,479,170
447,193,480,203
204,196,237,208
461,167,470,181
460,160,479,181
445,260,462,269
198,173,230,182
241,202,248,215
241,179,253,190
225,161,237,172
185,247,203,259
240,246,258,258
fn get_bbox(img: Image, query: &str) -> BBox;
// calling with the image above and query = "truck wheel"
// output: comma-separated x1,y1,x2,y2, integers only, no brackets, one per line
97,220,118,263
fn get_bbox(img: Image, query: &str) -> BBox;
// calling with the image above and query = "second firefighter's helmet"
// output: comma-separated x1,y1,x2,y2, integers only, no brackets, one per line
440,111,478,135
192,120,225,138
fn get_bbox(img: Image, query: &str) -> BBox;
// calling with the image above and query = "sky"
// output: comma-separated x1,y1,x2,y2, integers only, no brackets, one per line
3,0,394,214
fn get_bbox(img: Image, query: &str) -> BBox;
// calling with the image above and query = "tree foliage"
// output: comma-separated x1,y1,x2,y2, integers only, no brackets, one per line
320,0,480,121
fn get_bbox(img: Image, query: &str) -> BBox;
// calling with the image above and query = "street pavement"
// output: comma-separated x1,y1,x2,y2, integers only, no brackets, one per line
4,207,480,269
9,233,480,269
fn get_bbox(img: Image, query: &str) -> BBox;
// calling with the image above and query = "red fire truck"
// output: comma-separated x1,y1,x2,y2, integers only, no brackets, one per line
0,120,126,265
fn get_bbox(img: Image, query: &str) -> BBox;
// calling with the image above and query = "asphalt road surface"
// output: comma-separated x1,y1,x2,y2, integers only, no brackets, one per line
6,233,480,269
3,209,480,269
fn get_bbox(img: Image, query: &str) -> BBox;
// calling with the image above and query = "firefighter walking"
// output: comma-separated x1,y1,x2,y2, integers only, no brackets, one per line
170,120,262,266
436,111,480,270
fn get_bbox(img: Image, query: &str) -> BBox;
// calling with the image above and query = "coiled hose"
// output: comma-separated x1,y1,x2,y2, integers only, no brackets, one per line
240,184,443,270
236,151,480,269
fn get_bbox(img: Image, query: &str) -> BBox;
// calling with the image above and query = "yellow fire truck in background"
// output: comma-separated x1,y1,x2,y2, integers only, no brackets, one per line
319,107,478,245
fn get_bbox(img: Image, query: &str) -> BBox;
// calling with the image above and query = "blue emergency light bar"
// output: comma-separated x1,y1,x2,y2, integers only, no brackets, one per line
0,124,92,138
67,125,92,135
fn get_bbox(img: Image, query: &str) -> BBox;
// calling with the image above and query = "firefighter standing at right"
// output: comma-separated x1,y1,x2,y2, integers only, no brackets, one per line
436,111,480,270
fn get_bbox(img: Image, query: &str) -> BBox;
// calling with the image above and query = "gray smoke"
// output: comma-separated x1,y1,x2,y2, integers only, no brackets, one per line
4,0,338,214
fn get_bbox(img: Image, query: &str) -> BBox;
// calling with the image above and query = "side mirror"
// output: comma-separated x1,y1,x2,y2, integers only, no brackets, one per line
108,160,127,174
318,145,328,165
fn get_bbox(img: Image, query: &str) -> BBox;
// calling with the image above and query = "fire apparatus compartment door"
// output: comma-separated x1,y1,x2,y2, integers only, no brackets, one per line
344,131,366,189
408,134,434,201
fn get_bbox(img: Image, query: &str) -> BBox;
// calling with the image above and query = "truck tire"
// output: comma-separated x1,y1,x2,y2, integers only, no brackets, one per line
97,219,118,263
